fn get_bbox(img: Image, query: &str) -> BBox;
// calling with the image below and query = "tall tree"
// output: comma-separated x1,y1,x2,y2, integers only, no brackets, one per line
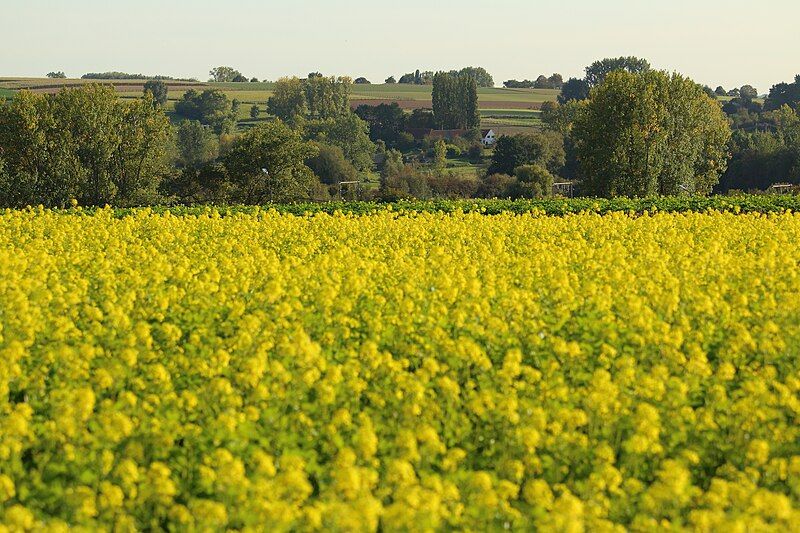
267,77,308,126
572,70,730,197
143,80,168,107
304,75,352,119
432,72,479,130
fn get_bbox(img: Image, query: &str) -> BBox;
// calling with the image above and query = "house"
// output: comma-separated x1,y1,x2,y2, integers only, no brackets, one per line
481,129,497,146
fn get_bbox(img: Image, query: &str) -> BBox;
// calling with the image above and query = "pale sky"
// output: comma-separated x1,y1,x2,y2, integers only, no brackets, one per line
2,0,798,92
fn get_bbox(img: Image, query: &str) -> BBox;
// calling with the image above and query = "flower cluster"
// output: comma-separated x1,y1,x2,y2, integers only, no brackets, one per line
1,207,800,530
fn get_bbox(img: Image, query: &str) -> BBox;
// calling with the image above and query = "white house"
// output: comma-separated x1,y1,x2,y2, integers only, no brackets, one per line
481,129,497,146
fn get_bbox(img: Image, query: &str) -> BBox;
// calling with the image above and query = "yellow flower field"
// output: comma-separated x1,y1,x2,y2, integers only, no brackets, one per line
1,208,800,531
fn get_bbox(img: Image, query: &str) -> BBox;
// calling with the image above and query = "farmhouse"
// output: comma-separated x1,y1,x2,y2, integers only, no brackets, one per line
481,129,497,146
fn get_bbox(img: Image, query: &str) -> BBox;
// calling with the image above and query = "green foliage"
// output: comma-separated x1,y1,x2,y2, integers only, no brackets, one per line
426,172,479,198
541,101,582,134
573,70,731,197
512,164,554,198
81,72,188,80
267,77,308,126
433,139,447,170
98,195,800,218
476,173,516,198
174,89,238,134
304,113,375,171
379,165,430,200
432,72,480,130
209,66,244,82
304,75,352,120
531,73,563,89
457,67,495,88
584,56,651,86
250,104,260,119
739,84,758,100
223,121,318,203
488,131,566,176
558,78,590,104
175,120,219,168
0,86,171,207
354,103,407,147
46,71,66,79
381,149,405,179
765,75,800,111
143,79,168,107
719,106,800,191
306,142,357,185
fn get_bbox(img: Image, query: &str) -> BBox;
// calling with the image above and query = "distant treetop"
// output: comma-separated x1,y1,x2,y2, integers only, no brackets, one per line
584,56,651,86
46,71,66,79
209,66,245,83
398,67,494,87
81,72,196,81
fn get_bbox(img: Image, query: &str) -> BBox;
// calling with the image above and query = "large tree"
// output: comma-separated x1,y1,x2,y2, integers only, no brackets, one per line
572,70,731,197
584,56,651,87
304,113,376,171
209,66,243,82
458,67,494,88
558,78,590,104
267,77,308,126
143,80,168,107
174,89,238,134
223,121,318,204
432,72,480,130
304,75,352,120
488,131,566,176
354,103,407,147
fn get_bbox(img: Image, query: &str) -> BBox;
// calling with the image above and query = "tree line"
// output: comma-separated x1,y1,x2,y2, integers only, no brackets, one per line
389,67,494,88
2,60,799,208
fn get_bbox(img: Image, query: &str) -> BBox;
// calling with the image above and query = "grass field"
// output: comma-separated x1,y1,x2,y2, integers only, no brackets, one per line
2,204,799,530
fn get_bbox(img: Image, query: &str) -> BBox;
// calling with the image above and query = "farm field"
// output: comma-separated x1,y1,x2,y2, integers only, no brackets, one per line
0,78,558,111
1,205,800,530
0,78,550,132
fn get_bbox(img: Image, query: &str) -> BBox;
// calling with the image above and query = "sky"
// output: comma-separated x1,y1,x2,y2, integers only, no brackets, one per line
1,0,798,92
